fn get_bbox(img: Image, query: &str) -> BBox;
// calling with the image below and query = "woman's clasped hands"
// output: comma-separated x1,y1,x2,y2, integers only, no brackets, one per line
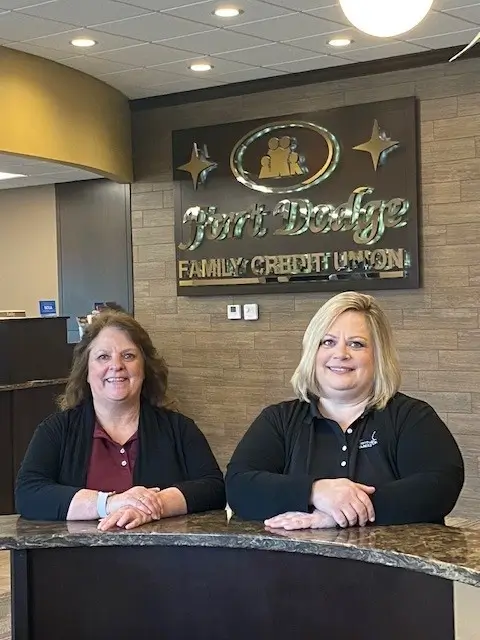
265,479,376,531
98,486,163,531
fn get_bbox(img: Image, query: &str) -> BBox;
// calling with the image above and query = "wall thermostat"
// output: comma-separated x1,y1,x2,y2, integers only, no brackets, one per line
227,304,242,320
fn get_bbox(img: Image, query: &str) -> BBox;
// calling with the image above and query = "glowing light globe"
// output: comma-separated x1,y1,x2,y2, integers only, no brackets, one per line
339,0,434,38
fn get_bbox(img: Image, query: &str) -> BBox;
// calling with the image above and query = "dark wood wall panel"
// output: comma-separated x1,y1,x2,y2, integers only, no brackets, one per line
55,179,133,342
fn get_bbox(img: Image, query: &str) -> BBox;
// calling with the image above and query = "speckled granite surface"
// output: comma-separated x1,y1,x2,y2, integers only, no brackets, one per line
0,378,67,392
1,512,479,587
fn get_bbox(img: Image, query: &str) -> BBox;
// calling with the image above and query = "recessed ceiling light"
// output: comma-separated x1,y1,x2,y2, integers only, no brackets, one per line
70,37,97,48
214,6,242,17
0,172,26,181
327,37,353,47
189,63,213,72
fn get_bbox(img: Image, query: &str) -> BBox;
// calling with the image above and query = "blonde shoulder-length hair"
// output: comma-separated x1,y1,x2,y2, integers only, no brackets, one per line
291,291,401,410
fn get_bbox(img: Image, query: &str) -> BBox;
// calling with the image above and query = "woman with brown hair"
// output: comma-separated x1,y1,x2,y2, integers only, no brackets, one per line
16,311,225,530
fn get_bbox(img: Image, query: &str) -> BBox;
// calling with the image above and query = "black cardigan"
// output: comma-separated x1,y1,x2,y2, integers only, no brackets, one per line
226,393,464,524
15,399,226,520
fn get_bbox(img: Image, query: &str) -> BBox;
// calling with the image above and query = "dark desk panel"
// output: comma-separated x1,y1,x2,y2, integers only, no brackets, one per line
12,545,454,640
0,382,65,515
0,393,13,514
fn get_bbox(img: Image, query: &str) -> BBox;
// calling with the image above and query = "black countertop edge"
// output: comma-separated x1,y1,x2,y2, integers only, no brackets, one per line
1,513,480,587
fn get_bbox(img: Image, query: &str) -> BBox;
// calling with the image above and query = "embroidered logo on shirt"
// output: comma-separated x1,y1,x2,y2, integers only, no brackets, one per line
359,431,378,450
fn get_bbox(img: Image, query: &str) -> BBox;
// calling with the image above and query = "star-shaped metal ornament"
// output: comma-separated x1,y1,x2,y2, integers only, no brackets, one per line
353,120,399,171
177,143,217,190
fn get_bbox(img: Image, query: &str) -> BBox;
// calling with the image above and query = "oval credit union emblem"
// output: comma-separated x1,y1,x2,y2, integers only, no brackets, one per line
229,120,340,195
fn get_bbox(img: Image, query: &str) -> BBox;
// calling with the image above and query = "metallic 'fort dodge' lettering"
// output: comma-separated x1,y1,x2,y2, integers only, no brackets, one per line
178,186,409,251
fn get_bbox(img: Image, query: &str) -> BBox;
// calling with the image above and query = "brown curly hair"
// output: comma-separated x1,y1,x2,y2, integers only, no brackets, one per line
58,311,177,411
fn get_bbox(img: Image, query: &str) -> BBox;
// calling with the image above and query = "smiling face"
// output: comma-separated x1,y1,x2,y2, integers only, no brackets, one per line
87,326,145,408
315,310,375,404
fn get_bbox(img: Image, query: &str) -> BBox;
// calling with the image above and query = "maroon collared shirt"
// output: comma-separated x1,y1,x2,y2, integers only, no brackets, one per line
85,423,139,493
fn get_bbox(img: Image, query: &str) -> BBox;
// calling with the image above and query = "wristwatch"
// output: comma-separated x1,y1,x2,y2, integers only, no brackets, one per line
96,491,115,519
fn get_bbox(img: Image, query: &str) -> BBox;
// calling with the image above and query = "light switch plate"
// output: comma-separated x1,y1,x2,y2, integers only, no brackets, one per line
243,303,259,320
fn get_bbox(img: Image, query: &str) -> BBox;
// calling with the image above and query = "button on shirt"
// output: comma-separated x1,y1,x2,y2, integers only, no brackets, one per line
85,423,138,493
307,402,397,488
307,401,365,480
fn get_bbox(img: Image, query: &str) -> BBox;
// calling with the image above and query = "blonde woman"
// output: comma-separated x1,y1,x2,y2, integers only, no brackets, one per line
226,292,464,530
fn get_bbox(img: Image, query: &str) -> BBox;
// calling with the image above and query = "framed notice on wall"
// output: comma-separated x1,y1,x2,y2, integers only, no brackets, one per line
172,96,419,296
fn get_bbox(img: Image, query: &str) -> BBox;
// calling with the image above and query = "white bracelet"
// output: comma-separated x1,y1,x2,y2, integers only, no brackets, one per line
96,491,114,518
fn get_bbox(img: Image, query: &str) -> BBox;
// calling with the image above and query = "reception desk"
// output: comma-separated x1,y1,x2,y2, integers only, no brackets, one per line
1,512,479,640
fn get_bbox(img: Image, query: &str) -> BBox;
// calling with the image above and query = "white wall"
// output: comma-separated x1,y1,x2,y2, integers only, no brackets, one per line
0,185,58,316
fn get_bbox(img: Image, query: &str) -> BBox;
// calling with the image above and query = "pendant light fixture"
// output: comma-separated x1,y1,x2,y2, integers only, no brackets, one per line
339,0,434,38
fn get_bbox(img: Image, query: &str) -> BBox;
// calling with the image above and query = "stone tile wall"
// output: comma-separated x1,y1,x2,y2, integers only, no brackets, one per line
132,57,480,516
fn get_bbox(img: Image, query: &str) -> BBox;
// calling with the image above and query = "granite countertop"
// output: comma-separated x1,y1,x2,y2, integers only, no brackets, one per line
0,378,68,392
1,512,480,587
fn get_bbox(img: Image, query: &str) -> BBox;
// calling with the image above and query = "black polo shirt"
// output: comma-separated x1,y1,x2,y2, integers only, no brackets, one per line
308,402,400,489
226,393,465,524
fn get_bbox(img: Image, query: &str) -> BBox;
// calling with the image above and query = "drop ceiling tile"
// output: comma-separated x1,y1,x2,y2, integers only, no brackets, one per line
0,151,103,190
4,40,71,59
0,156,28,169
0,0,54,8
404,9,477,39
23,28,142,53
98,78,146,96
93,42,194,65
124,75,225,98
165,0,294,28
0,12,76,40
285,29,396,55
5,157,53,168
92,12,212,41
266,53,351,72
159,28,269,53
59,54,139,75
217,41,330,64
98,66,185,87
70,169,101,178
0,153,102,181
305,3,351,26
145,76,225,94
341,41,427,62
443,4,480,24
5,162,70,176
258,0,336,10
227,12,346,41
406,26,480,49
112,0,205,9
2,161,54,172
1,178,39,189
436,0,480,9
148,55,256,76
18,0,150,28
120,86,158,98
216,65,285,82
